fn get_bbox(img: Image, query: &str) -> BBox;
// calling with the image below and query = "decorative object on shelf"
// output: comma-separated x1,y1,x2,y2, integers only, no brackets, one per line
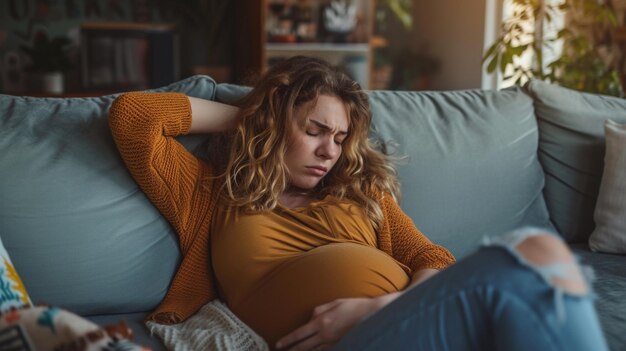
19,30,72,94
322,0,357,43
267,1,297,43
294,1,318,42
483,0,624,97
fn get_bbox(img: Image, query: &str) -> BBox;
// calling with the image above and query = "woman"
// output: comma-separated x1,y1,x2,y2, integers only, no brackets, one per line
109,56,608,350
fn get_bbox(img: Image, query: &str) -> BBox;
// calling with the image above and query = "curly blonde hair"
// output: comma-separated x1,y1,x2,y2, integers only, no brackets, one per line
209,56,400,232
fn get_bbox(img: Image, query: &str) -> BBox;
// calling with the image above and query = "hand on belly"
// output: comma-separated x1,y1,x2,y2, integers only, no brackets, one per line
229,242,410,346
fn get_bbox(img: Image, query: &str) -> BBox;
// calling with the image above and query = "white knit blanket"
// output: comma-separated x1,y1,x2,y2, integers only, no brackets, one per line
146,300,269,351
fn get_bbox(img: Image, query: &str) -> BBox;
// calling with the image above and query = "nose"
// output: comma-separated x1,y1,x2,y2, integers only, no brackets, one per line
316,137,340,160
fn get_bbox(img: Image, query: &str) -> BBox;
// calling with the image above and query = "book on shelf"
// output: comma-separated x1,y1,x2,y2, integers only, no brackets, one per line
80,22,178,92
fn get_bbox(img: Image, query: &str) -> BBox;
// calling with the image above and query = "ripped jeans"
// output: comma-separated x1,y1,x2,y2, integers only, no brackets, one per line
332,228,609,351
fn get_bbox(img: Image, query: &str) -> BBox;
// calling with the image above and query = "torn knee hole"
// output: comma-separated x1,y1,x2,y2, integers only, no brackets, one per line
515,234,588,295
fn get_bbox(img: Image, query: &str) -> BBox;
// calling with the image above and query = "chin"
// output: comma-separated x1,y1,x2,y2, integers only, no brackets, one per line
293,183,319,190
291,179,322,190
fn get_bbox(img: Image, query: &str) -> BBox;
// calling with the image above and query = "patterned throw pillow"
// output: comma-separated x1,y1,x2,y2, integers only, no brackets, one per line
0,306,149,351
0,237,31,312
0,238,149,350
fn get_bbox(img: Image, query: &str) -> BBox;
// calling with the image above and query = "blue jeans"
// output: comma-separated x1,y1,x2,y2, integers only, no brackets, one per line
332,228,609,351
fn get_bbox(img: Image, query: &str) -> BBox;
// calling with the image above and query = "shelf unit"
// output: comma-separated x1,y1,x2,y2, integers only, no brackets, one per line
267,42,371,86
80,21,179,92
234,0,377,88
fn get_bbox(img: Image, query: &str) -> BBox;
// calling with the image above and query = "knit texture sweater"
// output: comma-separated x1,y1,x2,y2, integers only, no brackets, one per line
108,92,456,325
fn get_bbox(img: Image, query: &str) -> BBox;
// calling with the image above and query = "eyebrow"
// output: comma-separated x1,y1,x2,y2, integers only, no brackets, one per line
309,119,349,136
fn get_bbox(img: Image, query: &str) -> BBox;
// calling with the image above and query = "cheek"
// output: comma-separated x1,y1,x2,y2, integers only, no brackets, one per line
285,138,308,162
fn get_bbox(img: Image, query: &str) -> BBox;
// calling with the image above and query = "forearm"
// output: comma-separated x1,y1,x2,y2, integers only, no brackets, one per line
408,268,439,288
188,96,240,134
374,268,439,308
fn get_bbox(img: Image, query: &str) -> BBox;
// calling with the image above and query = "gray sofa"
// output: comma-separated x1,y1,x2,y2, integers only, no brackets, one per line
1,76,624,350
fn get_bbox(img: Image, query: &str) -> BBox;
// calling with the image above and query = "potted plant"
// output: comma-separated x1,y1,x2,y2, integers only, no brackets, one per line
377,0,413,32
20,31,73,94
483,0,623,97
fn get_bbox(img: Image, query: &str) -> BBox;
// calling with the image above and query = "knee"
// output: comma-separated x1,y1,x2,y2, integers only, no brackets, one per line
516,233,573,265
515,233,588,295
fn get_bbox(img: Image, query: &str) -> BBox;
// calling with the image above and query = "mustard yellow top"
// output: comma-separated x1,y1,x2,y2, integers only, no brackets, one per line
211,196,417,344
108,92,456,325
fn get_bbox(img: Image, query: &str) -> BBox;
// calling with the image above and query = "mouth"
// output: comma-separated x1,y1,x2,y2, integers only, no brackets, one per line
306,166,328,176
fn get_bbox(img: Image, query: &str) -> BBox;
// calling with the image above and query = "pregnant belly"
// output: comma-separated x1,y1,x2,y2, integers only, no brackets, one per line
229,242,410,347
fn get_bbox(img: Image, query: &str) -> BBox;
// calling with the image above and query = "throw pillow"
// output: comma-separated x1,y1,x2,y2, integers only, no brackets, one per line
0,305,146,350
589,119,626,253
0,237,32,312
525,79,626,243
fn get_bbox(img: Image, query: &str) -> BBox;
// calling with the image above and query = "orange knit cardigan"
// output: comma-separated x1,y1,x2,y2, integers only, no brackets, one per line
108,92,455,324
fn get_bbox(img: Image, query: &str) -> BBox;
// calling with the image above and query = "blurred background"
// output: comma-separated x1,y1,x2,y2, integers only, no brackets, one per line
1,0,625,97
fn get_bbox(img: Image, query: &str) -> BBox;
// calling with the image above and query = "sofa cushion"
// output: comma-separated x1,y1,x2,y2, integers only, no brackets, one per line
215,84,554,258
570,243,626,351
0,75,215,316
589,120,626,253
367,87,554,257
525,80,626,243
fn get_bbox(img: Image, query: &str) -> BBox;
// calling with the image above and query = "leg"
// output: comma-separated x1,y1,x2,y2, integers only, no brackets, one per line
332,228,609,351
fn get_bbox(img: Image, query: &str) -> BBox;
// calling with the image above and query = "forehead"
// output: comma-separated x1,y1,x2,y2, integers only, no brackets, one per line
297,94,349,130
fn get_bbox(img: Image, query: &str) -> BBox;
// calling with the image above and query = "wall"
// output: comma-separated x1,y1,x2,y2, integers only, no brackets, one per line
412,0,488,90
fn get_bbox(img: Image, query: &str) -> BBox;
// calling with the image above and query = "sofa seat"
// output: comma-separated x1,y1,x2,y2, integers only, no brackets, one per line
571,243,626,351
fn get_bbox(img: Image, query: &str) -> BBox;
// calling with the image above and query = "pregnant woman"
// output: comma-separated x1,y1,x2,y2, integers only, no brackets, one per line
109,56,608,351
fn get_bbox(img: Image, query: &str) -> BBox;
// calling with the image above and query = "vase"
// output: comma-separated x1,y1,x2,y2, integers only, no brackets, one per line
42,72,64,95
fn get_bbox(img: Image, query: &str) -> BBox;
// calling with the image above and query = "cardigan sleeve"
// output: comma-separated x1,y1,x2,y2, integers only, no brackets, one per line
109,92,221,323
379,193,456,272
108,92,214,255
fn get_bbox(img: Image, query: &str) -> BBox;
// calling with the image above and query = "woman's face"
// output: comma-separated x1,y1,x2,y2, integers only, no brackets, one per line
284,94,349,190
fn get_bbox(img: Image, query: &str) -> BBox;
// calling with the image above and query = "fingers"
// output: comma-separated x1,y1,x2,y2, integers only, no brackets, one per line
285,334,324,351
312,299,342,317
278,299,347,350
276,322,317,350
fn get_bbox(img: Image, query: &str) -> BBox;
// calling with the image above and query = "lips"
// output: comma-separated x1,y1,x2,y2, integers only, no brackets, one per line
306,166,328,177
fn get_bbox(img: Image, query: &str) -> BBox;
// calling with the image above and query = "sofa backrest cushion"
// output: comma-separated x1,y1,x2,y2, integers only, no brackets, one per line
0,76,215,315
367,87,554,257
525,80,626,243
215,84,554,258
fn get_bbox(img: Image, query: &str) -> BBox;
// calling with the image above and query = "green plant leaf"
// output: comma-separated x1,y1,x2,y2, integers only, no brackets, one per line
500,50,514,74
386,0,413,30
511,44,528,56
482,42,499,64
557,28,572,39
606,9,618,26
487,54,499,73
